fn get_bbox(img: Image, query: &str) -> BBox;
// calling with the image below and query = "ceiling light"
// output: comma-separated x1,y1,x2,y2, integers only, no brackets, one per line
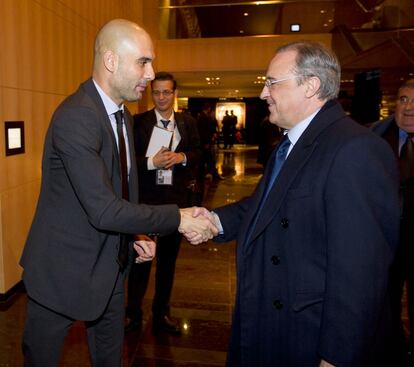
290,24,300,32
239,30,244,34
205,77,210,81
244,12,249,16
320,9,327,14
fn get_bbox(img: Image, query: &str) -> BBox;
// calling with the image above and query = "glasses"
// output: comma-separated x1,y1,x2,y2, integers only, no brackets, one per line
264,75,298,88
398,95,414,105
152,90,174,97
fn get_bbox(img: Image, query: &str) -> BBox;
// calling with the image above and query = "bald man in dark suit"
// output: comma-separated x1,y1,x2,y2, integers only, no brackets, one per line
20,19,216,367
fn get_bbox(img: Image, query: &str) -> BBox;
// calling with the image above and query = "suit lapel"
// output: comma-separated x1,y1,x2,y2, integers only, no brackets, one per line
83,79,119,168
175,112,186,150
244,100,346,247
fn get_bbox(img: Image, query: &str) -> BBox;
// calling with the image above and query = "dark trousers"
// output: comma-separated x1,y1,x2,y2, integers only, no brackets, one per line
127,230,182,320
198,145,218,178
22,272,125,367
388,224,414,361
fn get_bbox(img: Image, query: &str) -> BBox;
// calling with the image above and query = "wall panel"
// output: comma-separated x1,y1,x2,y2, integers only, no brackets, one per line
0,0,143,294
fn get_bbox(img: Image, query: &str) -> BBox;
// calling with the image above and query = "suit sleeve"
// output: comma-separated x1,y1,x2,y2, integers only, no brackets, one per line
213,195,254,242
318,134,400,366
181,114,201,167
52,106,180,235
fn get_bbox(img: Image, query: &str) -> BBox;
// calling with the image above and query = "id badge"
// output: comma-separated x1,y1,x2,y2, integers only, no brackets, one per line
156,169,173,185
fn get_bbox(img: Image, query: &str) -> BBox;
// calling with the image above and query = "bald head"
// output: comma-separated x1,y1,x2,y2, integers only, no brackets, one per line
94,19,150,70
92,19,155,105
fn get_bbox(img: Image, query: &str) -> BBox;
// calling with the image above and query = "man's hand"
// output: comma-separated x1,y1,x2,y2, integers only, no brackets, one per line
163,151,185,169
320,360,335,367
178,207,218,245
153,147,185,169
133,234,156,263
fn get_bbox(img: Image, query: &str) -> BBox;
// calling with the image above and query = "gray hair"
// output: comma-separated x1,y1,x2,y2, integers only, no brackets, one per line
277,41,341,100
398,79,414,95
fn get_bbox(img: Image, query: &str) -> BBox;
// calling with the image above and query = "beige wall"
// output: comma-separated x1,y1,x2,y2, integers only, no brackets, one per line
0,0,144,294
156,34,332,73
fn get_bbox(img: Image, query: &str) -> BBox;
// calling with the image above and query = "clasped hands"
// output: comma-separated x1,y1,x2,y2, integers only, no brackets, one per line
153,147,185,169
178,207,219,245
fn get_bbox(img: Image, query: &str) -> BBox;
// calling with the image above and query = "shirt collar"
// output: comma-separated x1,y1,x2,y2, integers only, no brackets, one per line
155,109,175,125
92,79,124,116
286,108,321,147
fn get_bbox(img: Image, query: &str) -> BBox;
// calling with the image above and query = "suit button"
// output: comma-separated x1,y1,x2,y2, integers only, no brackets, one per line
273,300,283,310
280,218,289,228
271,255,281,265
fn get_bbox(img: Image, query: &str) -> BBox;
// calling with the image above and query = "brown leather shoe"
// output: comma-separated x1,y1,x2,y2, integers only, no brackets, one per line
152,315,181,336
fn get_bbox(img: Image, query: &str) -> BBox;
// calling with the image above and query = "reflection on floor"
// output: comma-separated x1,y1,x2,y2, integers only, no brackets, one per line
0,145,410,366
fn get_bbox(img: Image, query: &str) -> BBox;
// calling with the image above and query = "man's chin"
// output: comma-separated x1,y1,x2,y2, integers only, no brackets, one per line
124,92,142,103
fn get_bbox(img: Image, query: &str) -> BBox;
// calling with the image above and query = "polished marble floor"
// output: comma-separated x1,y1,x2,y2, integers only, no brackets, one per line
0,145,410,366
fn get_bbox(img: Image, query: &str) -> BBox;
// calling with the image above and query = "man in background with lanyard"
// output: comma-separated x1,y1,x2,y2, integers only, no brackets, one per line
126,72,201,335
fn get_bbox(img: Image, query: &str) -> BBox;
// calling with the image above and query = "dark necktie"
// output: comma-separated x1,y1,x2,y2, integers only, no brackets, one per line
114,110,129,200
264,135,291,198
114,110,129,270
246,135,291,242
161,119,170,129
400,133,414,183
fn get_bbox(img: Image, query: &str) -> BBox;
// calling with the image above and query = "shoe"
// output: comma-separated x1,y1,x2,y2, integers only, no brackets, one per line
213,174,225,181
124,317,142,333
152,315,181,336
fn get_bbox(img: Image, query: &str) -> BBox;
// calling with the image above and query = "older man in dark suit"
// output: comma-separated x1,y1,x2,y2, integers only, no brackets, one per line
20,19,216,367
186,41,400,367
372,79,414,366
126,72,201,335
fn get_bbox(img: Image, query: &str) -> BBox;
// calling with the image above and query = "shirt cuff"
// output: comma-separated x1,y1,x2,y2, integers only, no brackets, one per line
147,156,156,170
181,152,187,166
211,211,224,234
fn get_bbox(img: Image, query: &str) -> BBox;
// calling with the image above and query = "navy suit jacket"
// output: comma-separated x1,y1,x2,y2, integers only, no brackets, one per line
215,100,400,367
20,79,180,320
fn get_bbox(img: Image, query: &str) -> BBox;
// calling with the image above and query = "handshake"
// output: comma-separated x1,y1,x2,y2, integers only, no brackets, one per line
178,207,220,245
133,207,219,264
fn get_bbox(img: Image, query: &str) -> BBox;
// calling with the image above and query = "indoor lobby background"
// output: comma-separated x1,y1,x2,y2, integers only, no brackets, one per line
0,1,413,365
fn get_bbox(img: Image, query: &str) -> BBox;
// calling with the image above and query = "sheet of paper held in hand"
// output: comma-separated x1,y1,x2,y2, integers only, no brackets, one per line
145,126,173,157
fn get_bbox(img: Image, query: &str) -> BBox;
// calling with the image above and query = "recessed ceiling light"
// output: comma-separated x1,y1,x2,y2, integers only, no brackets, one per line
320,9,327,14
239,30,244,34
244,12,249,16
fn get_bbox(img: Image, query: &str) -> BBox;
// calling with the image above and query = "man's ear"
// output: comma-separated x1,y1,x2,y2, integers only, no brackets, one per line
305,76,321,98
103,50,117,73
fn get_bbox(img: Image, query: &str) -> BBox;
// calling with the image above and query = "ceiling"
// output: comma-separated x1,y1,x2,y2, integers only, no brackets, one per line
158,0,414,99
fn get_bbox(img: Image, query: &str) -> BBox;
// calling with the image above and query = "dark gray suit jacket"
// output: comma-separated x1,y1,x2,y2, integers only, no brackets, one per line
20,79,180,320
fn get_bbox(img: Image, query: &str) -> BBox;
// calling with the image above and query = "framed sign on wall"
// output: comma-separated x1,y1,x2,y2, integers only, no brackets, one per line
5,121,25,156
